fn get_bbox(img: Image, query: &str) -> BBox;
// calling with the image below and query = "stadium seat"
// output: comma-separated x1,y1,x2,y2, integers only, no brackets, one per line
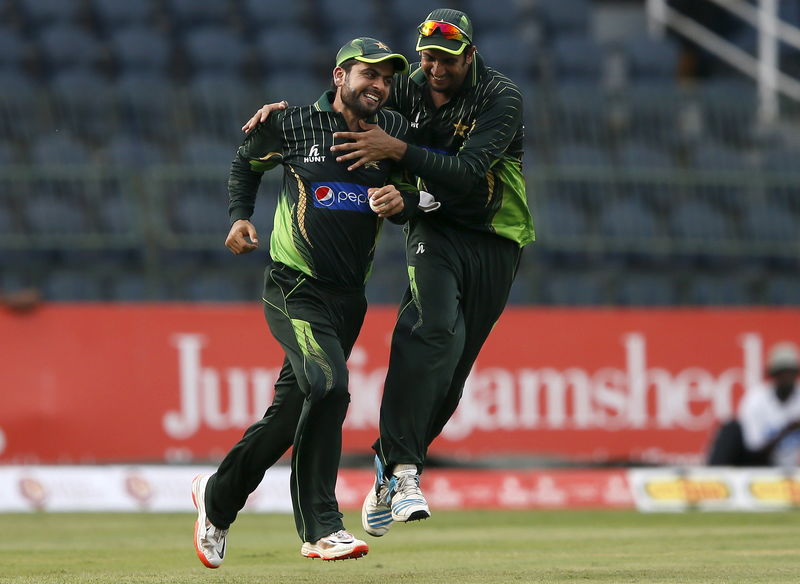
477,31,532,81
37,24,103,73
98,136,163,168
552,82,611,143
111,27,172,75
178,136,234,166
23,193,90,235
49,70,117,141
262,72,322,107
187,73,257,143
763,275,800,305
97,193,138,235
168,0,232,27
319,0,379,31
617,141,674,169
0,71,42,142
535,198,590,242
685,273,751,305
92,0,154,30
535,0,591,36
109,272,171,301
182,26,250,77
0,140,16,164
541,270,608,305
555,142,612,167
669,199,735,243
0,27,29,71
18,0,83,29
462,0,521,31
623,34,679,80
598,198,661,241
42,268,105,301
183,270,250,302
740,201,799,244
170,192,227,235
255,29,320,74
551,35,606,83
614,271,677,306
30,133,91,165
114,72,177,140
691,142,748,171
244,0,309,29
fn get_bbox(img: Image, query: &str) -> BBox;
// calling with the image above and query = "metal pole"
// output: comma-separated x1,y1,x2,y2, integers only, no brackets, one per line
758,0,779,125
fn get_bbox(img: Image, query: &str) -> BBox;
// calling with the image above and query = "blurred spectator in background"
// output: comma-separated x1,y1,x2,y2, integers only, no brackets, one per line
0,287,41,313
708,342,800,466
668,0,743,80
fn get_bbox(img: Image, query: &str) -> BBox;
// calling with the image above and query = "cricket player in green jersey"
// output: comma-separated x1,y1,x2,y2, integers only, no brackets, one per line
192,38,417,567
242,8,535,539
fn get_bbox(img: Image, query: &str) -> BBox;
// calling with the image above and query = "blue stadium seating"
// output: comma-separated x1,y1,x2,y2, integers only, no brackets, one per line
623,34,679,80
114,72,176,140
183,271,250,302
171,192,227,235
18,0,83,28
541,271,608,305
462,0,521,31
111,27,172,75
187,73,257,142
0,70,42,142
23,193,90,235
0,27,28,71
536,0,591,36
255,28,320,74
668,199,735,242
243,0,309,29
183,26,250,76
763,275,800,305
262,72,323,107
42,269,105,301
99,136,163,168
617,141,675,169
615,271,677,306
535,198,590,241
168,0,232,27
598,198,661,241
30,133,91,165
552,35,606,83
178,136,233,166
37,24,102,73
477,31,532,81
50,69,116,141
685,273,751,305
741,201,800,244
92,0,153,30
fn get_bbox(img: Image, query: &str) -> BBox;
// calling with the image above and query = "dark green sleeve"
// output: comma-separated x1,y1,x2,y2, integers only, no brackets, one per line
400,87,523,192
384,115,420,224
227,114,285,224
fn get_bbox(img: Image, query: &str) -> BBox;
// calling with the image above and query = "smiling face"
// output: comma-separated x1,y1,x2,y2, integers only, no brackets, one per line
334,60,395,118
419,47,475,96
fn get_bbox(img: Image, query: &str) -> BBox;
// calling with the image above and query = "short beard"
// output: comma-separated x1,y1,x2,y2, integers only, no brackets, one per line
340,80,379,118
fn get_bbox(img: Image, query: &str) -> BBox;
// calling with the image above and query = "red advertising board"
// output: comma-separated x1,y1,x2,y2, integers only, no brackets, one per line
1,305,797,464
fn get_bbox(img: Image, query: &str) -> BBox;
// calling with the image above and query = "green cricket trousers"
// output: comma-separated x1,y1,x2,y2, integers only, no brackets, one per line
374,216,522,473
206,262,367,543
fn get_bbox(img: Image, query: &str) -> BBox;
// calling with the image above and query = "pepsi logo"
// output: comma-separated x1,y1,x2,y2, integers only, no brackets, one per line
315,185,334,206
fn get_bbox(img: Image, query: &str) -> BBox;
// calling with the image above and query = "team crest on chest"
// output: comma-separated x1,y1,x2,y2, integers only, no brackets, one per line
453,119,473,138
363,160,381,170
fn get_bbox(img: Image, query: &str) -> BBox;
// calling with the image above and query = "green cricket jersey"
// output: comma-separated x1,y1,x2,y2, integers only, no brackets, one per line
388,53,535,246
228,91,419,290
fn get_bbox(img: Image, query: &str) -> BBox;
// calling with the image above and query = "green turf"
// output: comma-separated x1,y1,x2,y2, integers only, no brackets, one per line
2,510,799,583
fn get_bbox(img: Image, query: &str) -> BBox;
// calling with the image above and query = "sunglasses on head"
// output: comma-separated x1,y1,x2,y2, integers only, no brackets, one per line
418,20,470,43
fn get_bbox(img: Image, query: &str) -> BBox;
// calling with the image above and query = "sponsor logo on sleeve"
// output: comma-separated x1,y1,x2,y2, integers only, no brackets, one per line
311,182,372,213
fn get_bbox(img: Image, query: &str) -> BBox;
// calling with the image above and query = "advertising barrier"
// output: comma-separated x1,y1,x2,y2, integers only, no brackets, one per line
1,305,798,464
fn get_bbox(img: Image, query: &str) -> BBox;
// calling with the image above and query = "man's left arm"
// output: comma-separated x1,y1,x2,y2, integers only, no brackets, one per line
332,88,523,193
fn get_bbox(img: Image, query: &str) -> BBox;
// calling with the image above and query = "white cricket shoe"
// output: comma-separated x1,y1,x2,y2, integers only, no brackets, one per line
390,471,431,523
191,474,228,569
300,530,369,561
361,455,394,537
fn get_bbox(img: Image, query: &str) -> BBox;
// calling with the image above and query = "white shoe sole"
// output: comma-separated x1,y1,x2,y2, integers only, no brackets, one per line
192,474,222,569
300,540,369,561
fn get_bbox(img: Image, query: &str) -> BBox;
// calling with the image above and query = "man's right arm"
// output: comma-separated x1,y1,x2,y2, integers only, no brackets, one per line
228,116,284,223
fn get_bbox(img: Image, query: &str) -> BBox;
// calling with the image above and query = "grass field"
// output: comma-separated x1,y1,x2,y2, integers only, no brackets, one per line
3,510,800,583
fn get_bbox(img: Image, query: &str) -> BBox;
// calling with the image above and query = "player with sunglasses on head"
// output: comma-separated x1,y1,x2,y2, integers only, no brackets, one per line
242,9,535,538
191,38,419,568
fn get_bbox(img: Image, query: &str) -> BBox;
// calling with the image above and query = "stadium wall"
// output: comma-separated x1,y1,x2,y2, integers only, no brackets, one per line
2,305,798,466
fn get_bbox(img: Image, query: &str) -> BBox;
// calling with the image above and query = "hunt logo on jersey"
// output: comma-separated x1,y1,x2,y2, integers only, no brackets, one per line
304,144,326,163
311,182,371,213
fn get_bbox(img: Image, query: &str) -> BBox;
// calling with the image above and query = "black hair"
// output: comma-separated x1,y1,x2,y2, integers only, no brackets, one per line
330,58,358,92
